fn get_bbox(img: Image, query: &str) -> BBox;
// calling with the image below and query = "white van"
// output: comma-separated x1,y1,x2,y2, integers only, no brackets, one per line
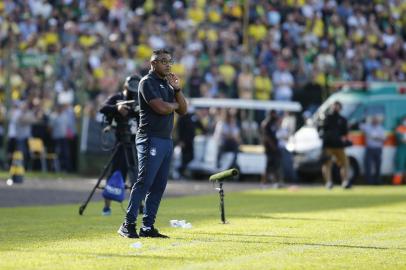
287,82,406,182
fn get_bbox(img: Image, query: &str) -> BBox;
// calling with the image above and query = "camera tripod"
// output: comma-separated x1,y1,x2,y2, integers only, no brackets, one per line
79,132,139,216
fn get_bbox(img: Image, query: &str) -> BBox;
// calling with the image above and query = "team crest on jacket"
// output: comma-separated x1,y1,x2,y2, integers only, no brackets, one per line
150,147,157,156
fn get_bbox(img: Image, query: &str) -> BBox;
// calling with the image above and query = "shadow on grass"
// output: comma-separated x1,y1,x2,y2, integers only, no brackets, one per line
225,192,406,214
280,241,406,251
8,249,192,261
91,252,192,261
172,236,406,252
246,215,345,222
245,214,403,224
187,231,307,239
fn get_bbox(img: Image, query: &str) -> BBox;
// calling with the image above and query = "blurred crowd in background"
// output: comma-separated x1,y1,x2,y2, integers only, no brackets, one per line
0,0,405,172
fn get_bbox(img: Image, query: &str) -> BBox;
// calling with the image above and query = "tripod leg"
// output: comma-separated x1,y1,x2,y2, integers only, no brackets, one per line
219,182,226,224
79,145,120,215
123,142,138,186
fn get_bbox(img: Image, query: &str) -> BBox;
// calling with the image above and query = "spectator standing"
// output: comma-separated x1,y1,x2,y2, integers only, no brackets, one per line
254,66,272,122
237,65,254,99
186,67,203,98
214,109,241,169
176,105,205,178
6,101,20,167
49,104,72,172
272,60,294,101
360,115,386,185
30,98,51,171
204,66,220,97
15,101,37,169
276,113,297,183
240,110,259,144
319,101,351,189
254,65,272,101
261,110,281,187
392,116,406,185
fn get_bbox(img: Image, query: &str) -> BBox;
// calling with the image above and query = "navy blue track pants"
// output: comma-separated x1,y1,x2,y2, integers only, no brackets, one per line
125,136,173,227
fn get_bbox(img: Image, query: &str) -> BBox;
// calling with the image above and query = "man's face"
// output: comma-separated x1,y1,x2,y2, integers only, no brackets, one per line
152,54,173,77
332,103,342,113
371,116,380,125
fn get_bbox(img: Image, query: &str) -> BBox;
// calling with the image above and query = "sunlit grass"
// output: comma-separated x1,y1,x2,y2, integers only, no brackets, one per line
1,186,406,269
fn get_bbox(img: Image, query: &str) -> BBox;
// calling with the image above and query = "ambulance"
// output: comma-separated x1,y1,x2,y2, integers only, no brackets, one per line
288,82,406,182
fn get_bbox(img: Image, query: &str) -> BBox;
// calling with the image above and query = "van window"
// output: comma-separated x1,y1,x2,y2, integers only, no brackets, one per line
365,105,385,116
341,102,359,118
348,104,385,127
384,98,406,129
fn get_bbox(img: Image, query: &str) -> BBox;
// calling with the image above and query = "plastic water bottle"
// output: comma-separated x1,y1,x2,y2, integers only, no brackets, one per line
130,242,142,249
183,222,192,229
178,220,186,227
170,220,180,227
169,219,192,229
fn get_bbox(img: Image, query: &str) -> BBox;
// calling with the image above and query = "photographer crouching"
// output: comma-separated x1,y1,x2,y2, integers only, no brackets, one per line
99,75,141,216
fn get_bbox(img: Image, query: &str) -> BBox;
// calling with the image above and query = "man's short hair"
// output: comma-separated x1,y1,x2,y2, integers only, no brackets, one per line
150,49,171,61
333,101,342,109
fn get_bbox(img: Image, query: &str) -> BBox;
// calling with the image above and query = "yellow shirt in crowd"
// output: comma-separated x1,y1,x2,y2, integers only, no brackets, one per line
248,24,267,41
219,64,236,86
254,75,272,100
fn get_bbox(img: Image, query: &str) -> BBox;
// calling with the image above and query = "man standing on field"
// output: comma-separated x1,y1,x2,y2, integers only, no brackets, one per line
118,49,187,238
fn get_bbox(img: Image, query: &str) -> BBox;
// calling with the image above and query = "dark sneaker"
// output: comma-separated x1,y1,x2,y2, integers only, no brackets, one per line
139,226,169,238
342,180,352,189
102,207,111,216
326,181,334,190
117,223,139,238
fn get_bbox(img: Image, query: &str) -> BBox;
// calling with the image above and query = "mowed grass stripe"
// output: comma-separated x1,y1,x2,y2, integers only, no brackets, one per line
1,186,406,269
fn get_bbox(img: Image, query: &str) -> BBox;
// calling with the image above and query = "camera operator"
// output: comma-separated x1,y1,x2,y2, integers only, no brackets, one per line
99,75,141,216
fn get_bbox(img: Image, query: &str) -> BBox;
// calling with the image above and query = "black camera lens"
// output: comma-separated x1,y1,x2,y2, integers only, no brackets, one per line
125,75,141,93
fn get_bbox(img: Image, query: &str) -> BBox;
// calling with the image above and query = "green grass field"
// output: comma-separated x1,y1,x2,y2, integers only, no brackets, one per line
1,186,406,270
